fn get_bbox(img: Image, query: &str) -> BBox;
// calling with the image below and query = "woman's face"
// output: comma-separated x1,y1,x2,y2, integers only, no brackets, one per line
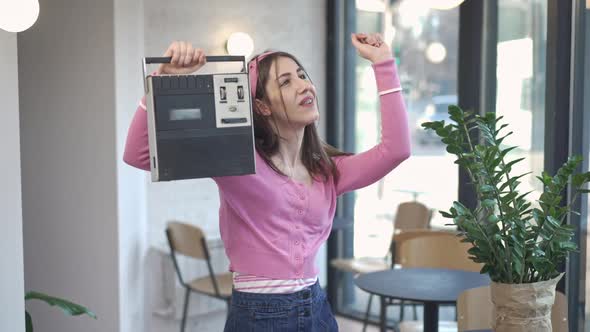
261,56,319,128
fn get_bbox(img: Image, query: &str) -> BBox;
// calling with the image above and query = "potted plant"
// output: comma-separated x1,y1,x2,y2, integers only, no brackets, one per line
422,106,590,331
25,291,96,332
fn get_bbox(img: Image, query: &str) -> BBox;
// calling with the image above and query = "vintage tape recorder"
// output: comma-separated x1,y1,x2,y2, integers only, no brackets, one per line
142,56,256,181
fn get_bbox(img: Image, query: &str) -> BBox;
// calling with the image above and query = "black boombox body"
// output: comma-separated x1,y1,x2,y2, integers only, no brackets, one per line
142,56,256,182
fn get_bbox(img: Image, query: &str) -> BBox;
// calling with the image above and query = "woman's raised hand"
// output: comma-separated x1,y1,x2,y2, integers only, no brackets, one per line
157,41,207,75
350,33,393,64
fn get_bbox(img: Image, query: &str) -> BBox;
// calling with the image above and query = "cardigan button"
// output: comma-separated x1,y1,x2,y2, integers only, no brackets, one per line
297,209,304,215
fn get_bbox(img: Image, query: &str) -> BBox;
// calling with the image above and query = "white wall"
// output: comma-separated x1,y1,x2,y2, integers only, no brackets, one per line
0,30,25,332
19,0,120,331
114,0,148,331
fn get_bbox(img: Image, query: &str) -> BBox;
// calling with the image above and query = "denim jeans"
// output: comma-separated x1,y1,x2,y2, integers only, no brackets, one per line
223,280,339,332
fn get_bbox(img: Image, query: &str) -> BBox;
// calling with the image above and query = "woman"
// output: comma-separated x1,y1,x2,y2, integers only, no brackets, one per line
123,32,410,331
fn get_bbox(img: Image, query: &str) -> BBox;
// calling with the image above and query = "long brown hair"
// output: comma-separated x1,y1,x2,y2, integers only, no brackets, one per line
250,50,350,183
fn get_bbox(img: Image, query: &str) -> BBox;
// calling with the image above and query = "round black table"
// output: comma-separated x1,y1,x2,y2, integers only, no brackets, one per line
354,268,491,332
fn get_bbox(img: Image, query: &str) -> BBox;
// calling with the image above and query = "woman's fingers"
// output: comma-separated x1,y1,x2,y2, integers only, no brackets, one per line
351,33,361,47
351,32,392,63
355,33,384,47
198,49,206,66
192,48,201,64
374,33,384,47
170,41,180,64
178,41,187,66
159,41,207,74
163,44,173,57
185,43,195,66
366,33,383,46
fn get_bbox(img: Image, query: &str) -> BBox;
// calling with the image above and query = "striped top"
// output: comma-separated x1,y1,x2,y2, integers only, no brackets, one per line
233,272,318,293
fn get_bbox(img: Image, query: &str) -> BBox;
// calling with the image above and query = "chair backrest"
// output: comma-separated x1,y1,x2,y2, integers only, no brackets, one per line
166,221,224,295
457,286,568,332
552,291,568,332
398,232,482,272
457,286,493,331
166,221,208,260
392,229,453,265
393,201,432,230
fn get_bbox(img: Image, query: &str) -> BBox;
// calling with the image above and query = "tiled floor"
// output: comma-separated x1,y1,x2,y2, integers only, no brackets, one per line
336,315,381,332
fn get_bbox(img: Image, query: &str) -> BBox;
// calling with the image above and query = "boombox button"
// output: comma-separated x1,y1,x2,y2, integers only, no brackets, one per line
229,106,238,112
221,117,247,124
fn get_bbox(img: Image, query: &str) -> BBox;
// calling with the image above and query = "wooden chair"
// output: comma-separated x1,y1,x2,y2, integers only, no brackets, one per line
165,221,232,332
457,286,568,332
330,202,433,331
397,233,482,332
397,232,481,272
330,202,435,276
393,201,433,230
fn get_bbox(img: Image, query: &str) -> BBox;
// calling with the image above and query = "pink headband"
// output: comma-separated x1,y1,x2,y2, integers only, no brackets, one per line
248,51,278,100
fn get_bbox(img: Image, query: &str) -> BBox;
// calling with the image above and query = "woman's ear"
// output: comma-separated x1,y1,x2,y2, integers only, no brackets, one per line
254,99,272,116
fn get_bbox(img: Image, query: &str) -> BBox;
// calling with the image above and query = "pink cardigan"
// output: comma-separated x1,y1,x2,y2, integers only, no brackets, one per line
123,59,410,279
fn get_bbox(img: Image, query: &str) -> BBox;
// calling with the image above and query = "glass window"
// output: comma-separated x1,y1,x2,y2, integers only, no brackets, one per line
354,0,460,259
338,0,549,324
339,0,461,321
495,0,547,207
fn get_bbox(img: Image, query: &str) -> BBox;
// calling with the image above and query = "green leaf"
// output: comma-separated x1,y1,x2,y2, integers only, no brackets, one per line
559,241,577,251
455,158,471,168
453,201,470,216
446,145,462,154
480,264,491,274
25,291,97,319
480,185,495,193
481,199,496,208
501,157,525,171
500,146,518,158
26,311,33,332
440,211,454,218
546,216,561,228
496,131,514,145
448,105,463,117
572,174,587,187
501,191,518,204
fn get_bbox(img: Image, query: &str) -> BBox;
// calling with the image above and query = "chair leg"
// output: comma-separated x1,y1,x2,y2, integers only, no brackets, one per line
412,303,418,320
400,300,405,321
180,288,190,332
362,294,374,332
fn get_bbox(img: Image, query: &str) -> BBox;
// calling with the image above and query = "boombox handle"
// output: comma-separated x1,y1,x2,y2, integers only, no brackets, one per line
142,55,246,93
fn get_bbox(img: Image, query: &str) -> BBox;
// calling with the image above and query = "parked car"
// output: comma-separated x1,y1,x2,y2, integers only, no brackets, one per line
414,94,458,145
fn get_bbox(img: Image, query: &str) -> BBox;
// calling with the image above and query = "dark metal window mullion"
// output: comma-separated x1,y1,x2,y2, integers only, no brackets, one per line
326,0,357,309
545,0,573,300
457,0,497,210
564,1,587,331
